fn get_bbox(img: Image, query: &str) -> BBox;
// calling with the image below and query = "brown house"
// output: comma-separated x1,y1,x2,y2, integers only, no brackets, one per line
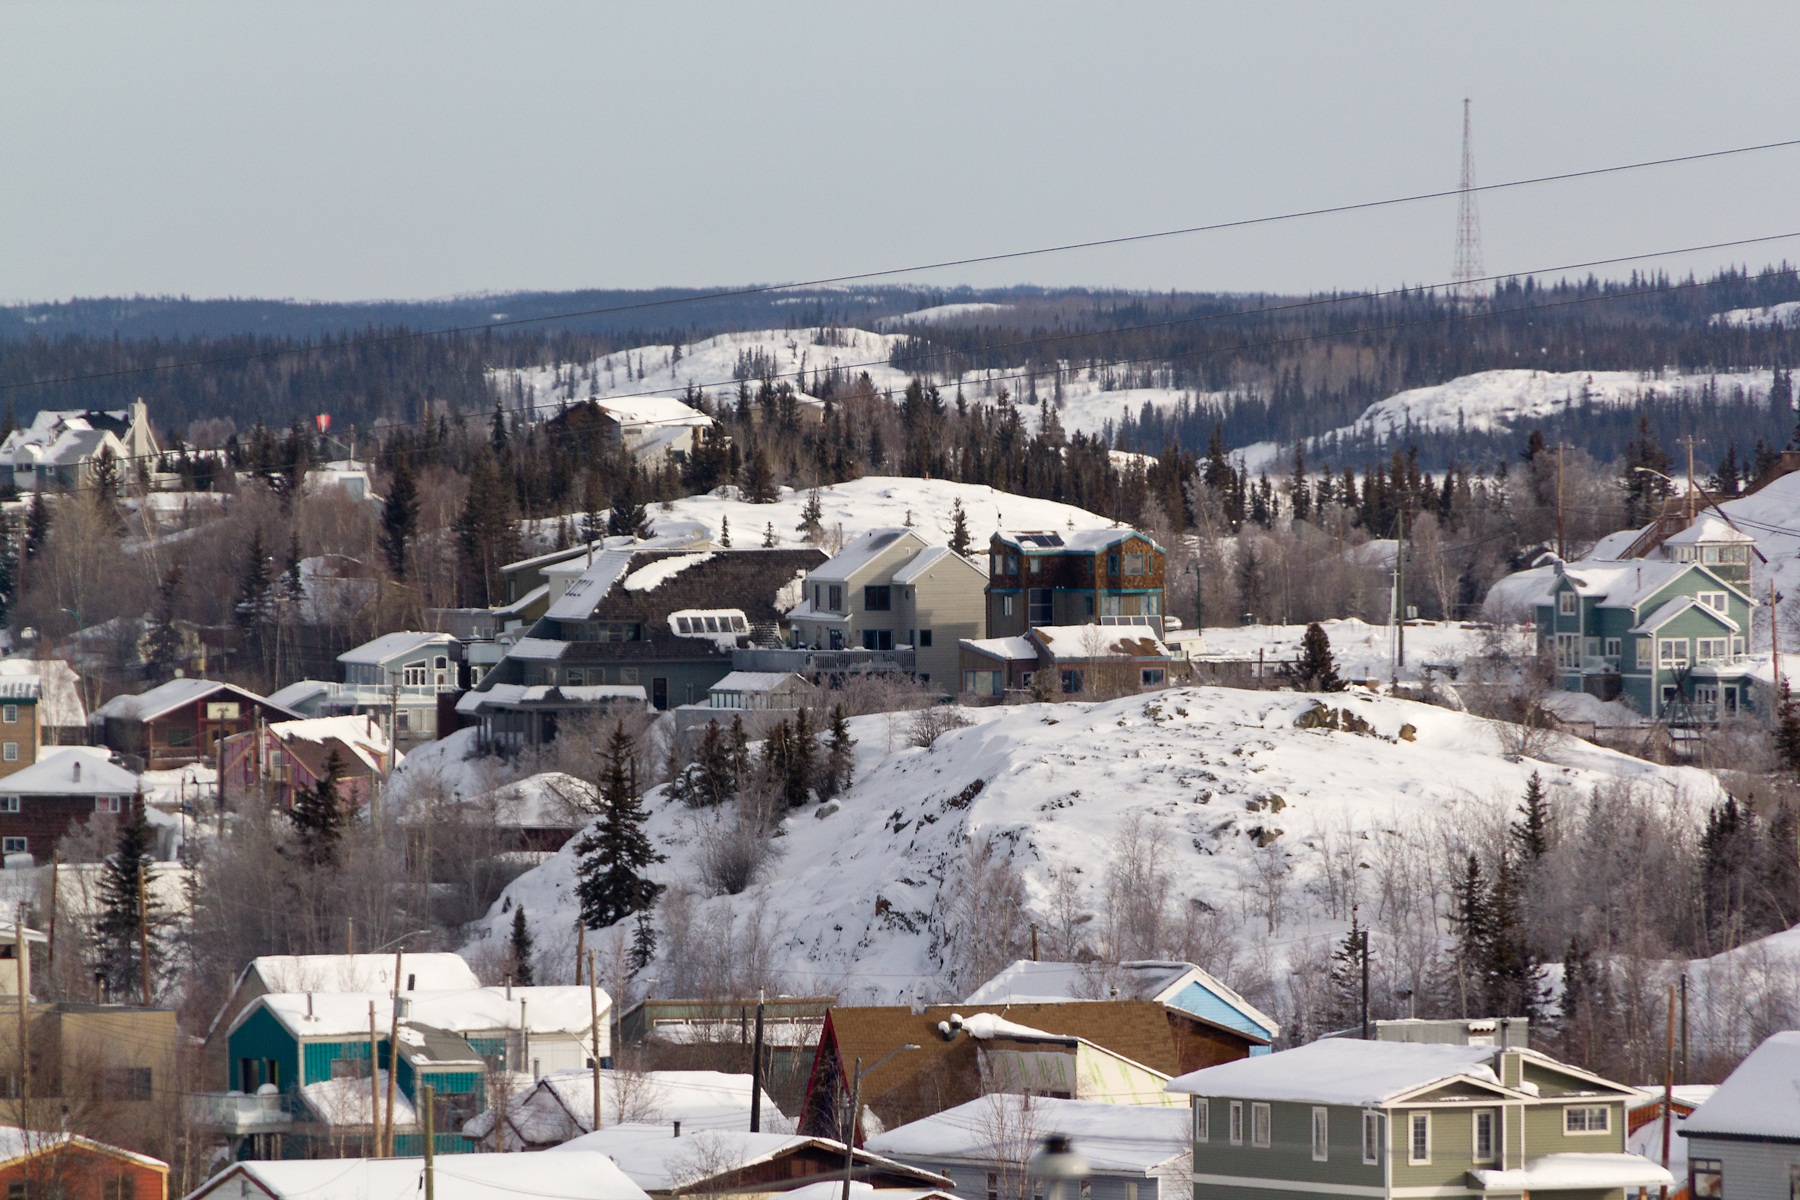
545,1126,950,1199
0,1129,167,1200
0,678,41,782
958,625,1173,701
798,1000,1261,1139
0,751,142,864
985,529,1166,638
88,679,298,771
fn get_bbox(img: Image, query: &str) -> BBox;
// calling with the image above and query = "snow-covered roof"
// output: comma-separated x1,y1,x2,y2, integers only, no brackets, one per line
338,631,454,665
505,637,571,661
247,952,479,995
239,985,608,1041
596,395,714,429
463,1069,794,1143
1470,1153,1672,1193
266,716,397,773
810,529,927,582
457,684,646,715
266,680,331,710
959,636,1036,662
1031,626,1169,661
710,672,810,694
1683,1029,1800,1140
0,1126,165,1170
1629,595,1739,636
546,549,644,621
961,961,1276,1037
891,546,973,584
623,552,715,592
0,748,137,797
781,1183,955,1200
867,1095,1190,1174
546,1125,941,1193
196,1152,651,1200
994,528,1159,554
1662,516,1756,545
88,677,290,724
300,1069,416,1128
0,676,40,702
1585,527,1646,560
0,658,82,727
1166,1039,1503,1105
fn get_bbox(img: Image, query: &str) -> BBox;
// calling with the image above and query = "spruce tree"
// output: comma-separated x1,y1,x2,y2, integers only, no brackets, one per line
236,526,271,627
490,399,509,454
948,498,972,557
608,474,652,539
94,795,158,1001
1511,772,1551,861
785,708,817,807
819,705,855,801
509,906,536,985
797,489,825,540
23,492,48,560
289,748,348,867
1451,853,1488,1016
1775,685,1800,776
145,562,186,680
1295,623,1343,692
762,522,776,548
719,514,732,549
628,911,657,973
743,447,776,503
282,530,305,602
380,457,420,579
575,723,666,928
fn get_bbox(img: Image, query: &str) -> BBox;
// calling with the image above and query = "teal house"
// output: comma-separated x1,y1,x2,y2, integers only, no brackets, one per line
1532,518,1756,721
216,986,607,1159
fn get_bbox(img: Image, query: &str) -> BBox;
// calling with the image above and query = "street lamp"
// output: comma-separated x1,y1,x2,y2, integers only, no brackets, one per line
840,1045,921,1200
1028,1133,1091,1200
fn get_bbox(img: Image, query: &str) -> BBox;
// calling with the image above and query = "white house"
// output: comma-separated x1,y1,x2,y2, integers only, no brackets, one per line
3,401,162,492
187,1153,651,1200
462,1068,792,1151
1679,1030,1800,1200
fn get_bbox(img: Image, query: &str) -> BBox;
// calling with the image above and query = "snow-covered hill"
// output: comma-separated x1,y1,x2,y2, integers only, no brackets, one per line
1713,302,1800,328
521,476,1127,559
466,685,1718,1004
488,327,1225,441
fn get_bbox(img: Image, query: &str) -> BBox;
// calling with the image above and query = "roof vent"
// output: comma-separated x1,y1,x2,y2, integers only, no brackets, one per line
71,761,80,783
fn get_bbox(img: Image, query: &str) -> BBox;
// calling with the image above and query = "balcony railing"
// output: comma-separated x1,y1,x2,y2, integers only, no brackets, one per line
187,1091,293,1134
1580,655,1621,673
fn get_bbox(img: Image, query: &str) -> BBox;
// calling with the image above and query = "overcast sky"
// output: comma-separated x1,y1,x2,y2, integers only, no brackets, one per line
5,1,1800,305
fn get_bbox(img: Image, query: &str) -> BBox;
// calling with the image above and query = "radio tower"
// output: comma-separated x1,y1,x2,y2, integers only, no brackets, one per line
1452,98,1485,305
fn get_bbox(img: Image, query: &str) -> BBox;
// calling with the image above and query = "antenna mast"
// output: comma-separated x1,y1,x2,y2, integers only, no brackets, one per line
1453,98,1485,305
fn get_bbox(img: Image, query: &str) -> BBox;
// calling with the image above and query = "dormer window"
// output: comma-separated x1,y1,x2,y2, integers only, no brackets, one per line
1558,592,1577,616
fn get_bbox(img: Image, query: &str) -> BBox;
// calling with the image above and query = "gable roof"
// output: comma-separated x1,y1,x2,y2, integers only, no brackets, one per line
962,960,1278,1040
891,546,981,584
338,631,454,665
1662,516,1757,546
1166,1039,1505,1105
994,528,1162,554
809,529,929,583
545,1125,947,1193
0,748,137,797
236,985,608,1041
88,677,293,724
1682,1029,1800,1141
1630,595,1740,635
196,1152,650,1200
866,1095,1189,1173
207,952,480,1039
0,1126,166,1171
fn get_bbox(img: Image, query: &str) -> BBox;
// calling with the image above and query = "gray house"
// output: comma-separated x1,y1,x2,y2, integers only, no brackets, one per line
1680,1029,1800,1200
866,1095,1191,1200
1168,1038,1665,1200
786,529,986,691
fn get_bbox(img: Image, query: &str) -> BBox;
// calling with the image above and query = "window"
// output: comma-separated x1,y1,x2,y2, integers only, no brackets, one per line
1028,557,1041,574
567,671,583,687
1690,1158,1721,1199
621,668,639,684
919,629,933,648
989,556,1001,576
102,1066,153,1101
1555,633,1580,669
987,1174,998,1200
1126,1186,1137,1200
1362,1111,1380,1165
165,726,193,747
1698,591,1728,612
395,710,410,732
1733,637,1746,658
1146,594,1161,617
8,1184,24,1200
1252,1102,1271,1147
828,585,843,611
812,585,821,610
1659,638,1688,667
1101,595,1122,617
1584,637,1600,657
402,664,426,686
104,1177,137,1200
864,586,892,611
1079,1183,1091,1200
963,670,1002,698
1311,1107,1329,1161
0,799,16,813
1001,596,1015,618
1,839,24,855
1558,591,1577,615
1141,668,1165,687
331,1056,369,1080
1473,1109,1496,1163
1409,1112,1430,1164
1636,636,1653,667
1,745,15,764
1108,553,1120,575
95,797,122,814
1006,555,1019,575
1229,1101,1243,1145
1028,589,1053,626
1083,595,1095,618
1,707,15,725
1061,669,1084,694
1696,637,1730,662
1123,552,1147,575
862,630,894,651
1194,1099,1209,1143
1564,1105,1609,1134
1604,637,1621,658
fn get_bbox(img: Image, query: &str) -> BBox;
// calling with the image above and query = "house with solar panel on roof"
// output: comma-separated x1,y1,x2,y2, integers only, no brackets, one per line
985,528,1168,636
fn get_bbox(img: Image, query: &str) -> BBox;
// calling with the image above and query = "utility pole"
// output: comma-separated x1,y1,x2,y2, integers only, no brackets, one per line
15,921,28,1136
1556,445,1566,561
1676,435,1706,521
422,1082,435,1200
588,951,601,1132
384,949,401,1155
135,864,151,1008
1661,985,1675,1200
1773,580,1784,696
368,1002,380,1157
750,989,765,1133
1393,512,1407,670
841,1056,862,1200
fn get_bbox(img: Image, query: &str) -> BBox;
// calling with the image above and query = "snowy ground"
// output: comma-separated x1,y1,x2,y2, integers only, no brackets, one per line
1713,301,1800,328
1193,618,1532,682
466,685,1719,1009
520,476,1129,560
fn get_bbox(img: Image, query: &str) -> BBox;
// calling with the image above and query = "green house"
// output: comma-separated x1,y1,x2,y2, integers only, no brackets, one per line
1532,548,1754,722
1168,1039,1668,1200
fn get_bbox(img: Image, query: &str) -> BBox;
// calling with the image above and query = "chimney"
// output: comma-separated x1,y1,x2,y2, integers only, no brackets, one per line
72,761,80,783
673,1121,681,1138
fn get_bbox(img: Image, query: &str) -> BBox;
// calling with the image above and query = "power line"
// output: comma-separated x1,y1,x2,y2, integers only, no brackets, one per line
7,133,1800,395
